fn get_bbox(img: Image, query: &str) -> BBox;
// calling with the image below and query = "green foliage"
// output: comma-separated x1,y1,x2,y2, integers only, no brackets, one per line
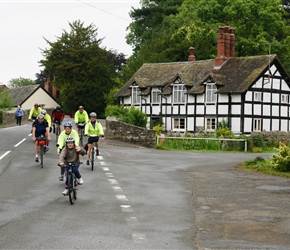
0,88,14,110
39,20,119,117
153,124,164,136
7,77,35,88
105,105,148,128
216,119,234,138
270,142,290,172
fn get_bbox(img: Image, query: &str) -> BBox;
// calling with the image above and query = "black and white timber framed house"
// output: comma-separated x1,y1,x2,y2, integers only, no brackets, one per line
114,26,290,135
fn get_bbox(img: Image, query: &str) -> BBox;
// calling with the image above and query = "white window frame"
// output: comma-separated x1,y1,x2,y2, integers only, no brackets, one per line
205,117,216,131
173,84,186,103
281,94,288,104
254,92,262,102
206,83,217,103
254,119,261,131
132,86,141,104
152,90,161,103
173,118,185,131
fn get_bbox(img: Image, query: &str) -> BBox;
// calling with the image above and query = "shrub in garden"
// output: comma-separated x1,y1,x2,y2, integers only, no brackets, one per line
270,142,290,172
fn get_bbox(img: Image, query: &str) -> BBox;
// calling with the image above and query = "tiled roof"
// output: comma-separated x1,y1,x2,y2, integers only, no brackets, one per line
114,54,290,98
9,85,39,106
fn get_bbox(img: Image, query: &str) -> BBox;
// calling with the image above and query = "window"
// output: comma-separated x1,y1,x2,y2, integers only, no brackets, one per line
206,84,217,103
206,118,216,131
152,90,161,103
254,119,261,131
173,118,185,130
254,92,262,101
281,94,288,104
132,86,141,104
173,85,186,103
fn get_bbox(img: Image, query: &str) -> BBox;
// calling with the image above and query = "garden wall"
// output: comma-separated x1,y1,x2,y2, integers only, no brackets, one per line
251,131,290,146
105,116,156,148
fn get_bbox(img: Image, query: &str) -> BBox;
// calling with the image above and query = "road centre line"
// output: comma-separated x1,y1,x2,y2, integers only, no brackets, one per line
14,138,26,147
0,151,11,160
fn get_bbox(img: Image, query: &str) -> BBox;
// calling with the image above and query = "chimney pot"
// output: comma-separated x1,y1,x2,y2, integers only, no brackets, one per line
188,47,196,61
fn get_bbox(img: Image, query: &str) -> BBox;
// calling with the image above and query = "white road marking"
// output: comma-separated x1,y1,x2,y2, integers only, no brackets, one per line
102,167,110,171
116,194,128,201
14,138,26,147
100,161,106,165
120,205,133,212
112,186,123,191
0,151,11,160
132,233,147,243
105,173,114,177
108,178,118,184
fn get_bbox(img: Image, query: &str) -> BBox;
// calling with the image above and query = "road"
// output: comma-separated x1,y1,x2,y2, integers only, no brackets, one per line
0,119,290,249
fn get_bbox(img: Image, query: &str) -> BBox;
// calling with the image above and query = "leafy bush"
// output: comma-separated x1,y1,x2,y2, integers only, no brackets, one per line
105,105,147,128
270,142,290,172
0,89,14,110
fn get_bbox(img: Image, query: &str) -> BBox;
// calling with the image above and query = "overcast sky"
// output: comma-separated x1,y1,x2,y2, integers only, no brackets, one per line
0,0,140,85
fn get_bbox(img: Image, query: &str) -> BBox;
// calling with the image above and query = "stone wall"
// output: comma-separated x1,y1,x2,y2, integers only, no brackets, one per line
105,116,156,148
251,131,290,145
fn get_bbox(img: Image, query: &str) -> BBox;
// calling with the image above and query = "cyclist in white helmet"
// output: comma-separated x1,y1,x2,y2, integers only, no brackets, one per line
84,112,104,165
41,109,52,132
59,136,86,195
56,122,80,181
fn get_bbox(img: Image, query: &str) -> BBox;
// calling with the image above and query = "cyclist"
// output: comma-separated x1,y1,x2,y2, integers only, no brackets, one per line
28,103,42,121
56,122,80,181
74,106,89,134
51,105,65,134
58,136,85,195
41,109,52,132
84,112,104,165
32,114,51,162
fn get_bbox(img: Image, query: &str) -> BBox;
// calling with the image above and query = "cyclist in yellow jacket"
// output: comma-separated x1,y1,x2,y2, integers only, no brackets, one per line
84,112,104,165
74,106,89,134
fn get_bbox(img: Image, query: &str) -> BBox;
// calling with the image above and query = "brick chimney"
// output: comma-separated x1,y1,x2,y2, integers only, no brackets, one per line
188,47,196,61
215,26,235,68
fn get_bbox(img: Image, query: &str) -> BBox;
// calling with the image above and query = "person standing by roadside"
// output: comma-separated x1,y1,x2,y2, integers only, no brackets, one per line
15,105,24,126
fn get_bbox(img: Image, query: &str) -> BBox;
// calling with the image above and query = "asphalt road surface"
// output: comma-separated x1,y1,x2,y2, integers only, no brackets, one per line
0,119,289,249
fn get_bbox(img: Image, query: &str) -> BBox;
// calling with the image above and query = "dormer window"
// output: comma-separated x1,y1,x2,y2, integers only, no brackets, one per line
132,86,141,104
173,84,186,103
206,83,217,103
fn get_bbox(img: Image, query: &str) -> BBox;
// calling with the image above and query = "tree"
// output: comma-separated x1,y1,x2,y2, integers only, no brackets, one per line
0,88,14,110
7,77,35,88
39,20,118,117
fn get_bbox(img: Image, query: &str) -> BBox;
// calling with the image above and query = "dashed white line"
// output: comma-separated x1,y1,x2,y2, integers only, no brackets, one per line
0,151,11,160
116,194,128,201
120,205,133,212
14,138,26,147
112,186,123,191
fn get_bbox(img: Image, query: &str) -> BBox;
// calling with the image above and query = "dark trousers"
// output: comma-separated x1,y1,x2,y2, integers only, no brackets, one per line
16,116,22,126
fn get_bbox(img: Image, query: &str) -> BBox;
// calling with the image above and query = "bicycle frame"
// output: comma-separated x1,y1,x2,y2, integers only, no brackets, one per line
78,123,85,146
65,162,81,205
55,120,61,141
36,136,47,168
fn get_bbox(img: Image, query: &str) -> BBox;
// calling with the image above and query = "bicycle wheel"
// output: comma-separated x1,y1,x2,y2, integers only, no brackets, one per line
68,173,75,205
56,126,59,142
91,146,94,171
79,128,83,146
40,146,44,168
73,177,77,200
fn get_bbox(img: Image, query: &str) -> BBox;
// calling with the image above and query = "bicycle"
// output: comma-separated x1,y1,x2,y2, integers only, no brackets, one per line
55,120,61,141
64,162,82,205
35,135,47,168
88,135,103,171
78,122,86,146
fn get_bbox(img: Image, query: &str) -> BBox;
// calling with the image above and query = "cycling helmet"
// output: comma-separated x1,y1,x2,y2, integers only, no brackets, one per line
34,103,39,107
79,106,84,109
56,105,61,110
90,112,97,117
41,109,47,115
63,122,72,128
37,114,44,119
65,136,75,143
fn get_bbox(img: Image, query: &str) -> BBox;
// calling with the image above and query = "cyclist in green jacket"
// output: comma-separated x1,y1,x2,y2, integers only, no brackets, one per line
74,106,89,134
84,112,104,165
28,103,42,121
56,122,80,181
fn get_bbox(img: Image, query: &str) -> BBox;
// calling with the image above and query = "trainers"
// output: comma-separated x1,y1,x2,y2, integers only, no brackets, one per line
96,149,99,156
86,160,89,165
58,175,64,181
62,189,69,195
35,157,39,162
77,177,84,185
